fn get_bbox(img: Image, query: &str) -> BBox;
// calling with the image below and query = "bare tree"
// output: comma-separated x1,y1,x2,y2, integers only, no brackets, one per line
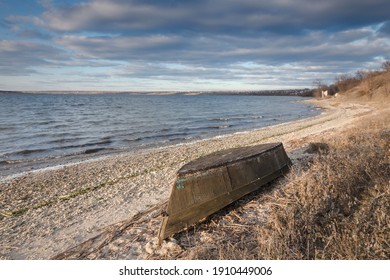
382,60,390,71
312,79,327,98
313,79,328,90
355,70,370,80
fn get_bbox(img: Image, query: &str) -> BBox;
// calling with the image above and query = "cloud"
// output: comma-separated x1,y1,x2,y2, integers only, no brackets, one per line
379,21,390,35
54,34,182,60
1,0,389,90
37,0,54,10
35,0,390,35
37,0,181,32
51,26,389,67
0,40,63,72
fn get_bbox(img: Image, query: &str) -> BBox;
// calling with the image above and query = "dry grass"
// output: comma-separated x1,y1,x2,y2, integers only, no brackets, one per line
169,109,389,260
339,70,390,102
256,116,389,259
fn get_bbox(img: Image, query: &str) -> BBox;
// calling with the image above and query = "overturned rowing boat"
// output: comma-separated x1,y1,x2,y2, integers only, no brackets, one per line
159,142,292,241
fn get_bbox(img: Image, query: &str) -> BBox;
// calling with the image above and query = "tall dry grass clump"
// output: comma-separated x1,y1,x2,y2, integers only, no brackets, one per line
256,117,389,259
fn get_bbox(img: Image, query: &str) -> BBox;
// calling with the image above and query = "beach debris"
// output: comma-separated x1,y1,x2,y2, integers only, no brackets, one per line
158,142,292,241
145,237,181,257
51,202,165,260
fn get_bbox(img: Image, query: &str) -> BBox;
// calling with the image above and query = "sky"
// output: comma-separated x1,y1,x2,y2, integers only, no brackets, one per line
0,0,389,91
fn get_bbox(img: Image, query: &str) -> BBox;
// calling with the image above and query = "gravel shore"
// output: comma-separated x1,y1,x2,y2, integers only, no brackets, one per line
0,98,374,259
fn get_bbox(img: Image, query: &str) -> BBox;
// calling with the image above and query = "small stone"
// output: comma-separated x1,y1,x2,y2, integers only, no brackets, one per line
145,242,154,255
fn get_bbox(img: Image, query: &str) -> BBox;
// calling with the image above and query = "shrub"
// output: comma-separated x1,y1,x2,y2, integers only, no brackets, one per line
334,74,360,92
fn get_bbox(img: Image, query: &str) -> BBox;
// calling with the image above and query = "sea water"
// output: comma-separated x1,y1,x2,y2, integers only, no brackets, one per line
0,93,319,176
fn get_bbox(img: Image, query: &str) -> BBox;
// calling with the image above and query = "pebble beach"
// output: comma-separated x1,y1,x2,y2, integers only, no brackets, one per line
0,98,375,259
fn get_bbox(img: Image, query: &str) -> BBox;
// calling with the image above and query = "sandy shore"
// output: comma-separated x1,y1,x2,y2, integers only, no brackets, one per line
0,98,376,259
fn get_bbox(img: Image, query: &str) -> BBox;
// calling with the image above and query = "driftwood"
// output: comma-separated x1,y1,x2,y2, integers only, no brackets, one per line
51,202,166,260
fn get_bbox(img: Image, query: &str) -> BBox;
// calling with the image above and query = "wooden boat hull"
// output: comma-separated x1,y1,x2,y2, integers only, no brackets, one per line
159,142,291,241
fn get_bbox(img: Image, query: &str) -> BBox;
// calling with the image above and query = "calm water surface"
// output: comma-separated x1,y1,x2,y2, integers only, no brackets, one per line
0,93,320,176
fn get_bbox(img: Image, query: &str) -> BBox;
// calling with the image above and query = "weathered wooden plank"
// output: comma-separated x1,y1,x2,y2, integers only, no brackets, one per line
178,143,279,175
166,167,233,214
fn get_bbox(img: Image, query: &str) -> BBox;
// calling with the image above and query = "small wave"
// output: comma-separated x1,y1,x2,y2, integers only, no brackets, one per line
48,138,79,144
52,124,69,129
80,139,113,147
0,160,20,165
208,117,230,121
84,148,107,154
42,138,113,151
0,126,15,132
6,148,48,157
37,121,55,126
184,126,206,131
207,125,232,129
133,132,189,142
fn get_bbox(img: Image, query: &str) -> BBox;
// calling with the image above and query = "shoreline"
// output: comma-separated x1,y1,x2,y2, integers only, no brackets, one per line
0,112,322,183
0,98,320,182
0,98,376,259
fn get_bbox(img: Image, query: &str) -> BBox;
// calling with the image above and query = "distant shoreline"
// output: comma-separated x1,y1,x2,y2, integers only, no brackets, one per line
0,88,314,97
